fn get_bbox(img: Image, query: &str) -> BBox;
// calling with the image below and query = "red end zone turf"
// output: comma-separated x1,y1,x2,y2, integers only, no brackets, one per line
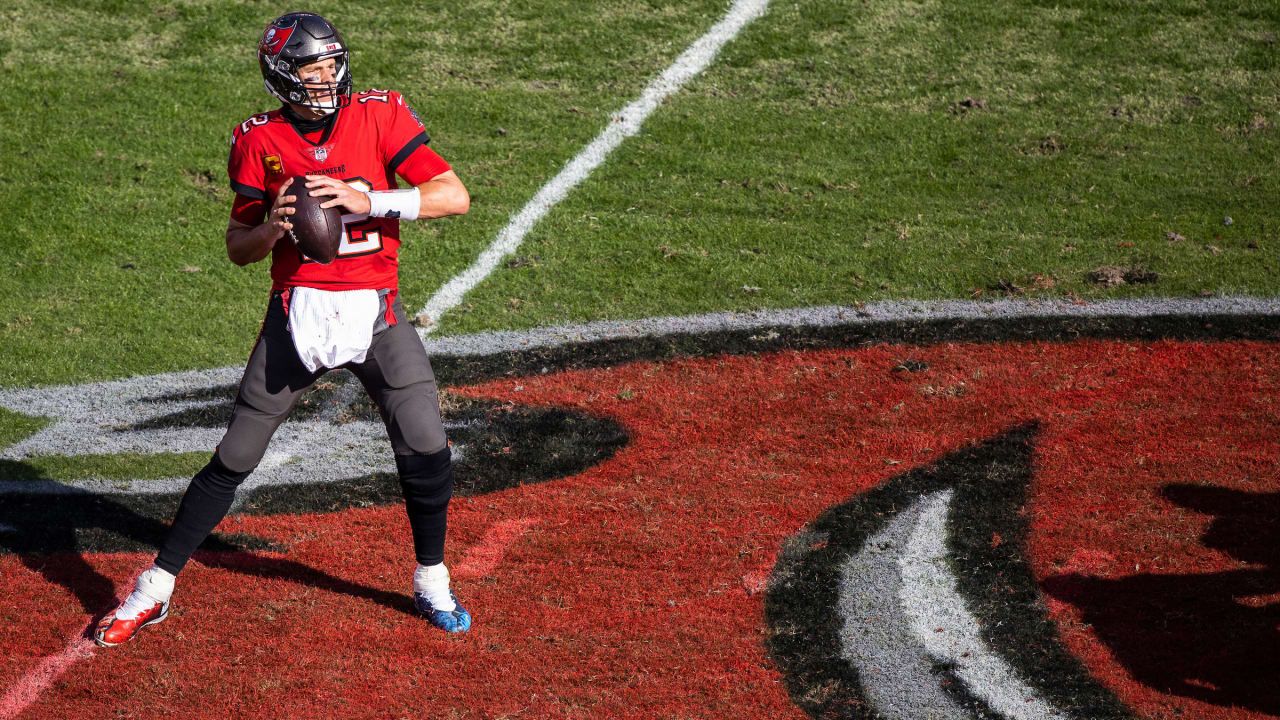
3,339,1277,719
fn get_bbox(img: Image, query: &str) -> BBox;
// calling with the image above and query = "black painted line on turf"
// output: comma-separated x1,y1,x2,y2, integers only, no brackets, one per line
431,312,1280,387
765,425,1134,720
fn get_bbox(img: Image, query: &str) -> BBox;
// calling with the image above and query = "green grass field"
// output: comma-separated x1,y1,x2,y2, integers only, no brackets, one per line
0,0,1277,475
2,6,1280,718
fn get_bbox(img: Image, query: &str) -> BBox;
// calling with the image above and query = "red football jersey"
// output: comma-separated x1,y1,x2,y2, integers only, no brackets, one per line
227,89,451,291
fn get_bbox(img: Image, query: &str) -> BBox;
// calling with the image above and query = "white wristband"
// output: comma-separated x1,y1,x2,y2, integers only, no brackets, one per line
365,188,421,220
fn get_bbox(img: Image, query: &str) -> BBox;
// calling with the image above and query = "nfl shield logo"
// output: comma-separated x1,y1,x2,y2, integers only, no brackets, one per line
313,147,329,162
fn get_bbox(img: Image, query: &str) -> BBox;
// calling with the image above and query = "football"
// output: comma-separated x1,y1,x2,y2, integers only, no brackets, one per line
285,175,343,264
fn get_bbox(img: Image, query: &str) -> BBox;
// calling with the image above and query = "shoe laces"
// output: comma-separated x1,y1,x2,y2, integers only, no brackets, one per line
115,588,162,621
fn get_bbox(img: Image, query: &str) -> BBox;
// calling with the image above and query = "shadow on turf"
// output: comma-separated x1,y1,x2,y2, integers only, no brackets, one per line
1042,484,1280,716
193,551,419,617
0,459,284,618
0,463,420,625
0,396,628,627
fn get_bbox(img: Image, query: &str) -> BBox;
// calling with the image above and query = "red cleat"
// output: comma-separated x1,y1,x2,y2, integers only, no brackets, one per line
94,600,169,647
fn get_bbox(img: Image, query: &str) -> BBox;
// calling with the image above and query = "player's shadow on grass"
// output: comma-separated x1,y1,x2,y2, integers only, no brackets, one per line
1042,484,1280,715
0,460,416,625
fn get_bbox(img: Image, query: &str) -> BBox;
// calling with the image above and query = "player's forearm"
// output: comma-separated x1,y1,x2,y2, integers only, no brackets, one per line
225,222,279,266
414,175,470,219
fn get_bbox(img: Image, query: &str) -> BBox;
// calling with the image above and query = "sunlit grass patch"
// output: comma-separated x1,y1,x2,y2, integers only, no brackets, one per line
0,452,210,484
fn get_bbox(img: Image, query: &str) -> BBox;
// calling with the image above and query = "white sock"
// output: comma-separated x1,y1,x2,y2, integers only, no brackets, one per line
412,563,455,612
116,566,175,619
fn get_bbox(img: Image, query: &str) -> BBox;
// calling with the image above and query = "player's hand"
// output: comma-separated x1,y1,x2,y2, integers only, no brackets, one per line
305,174,371,216
266,178,297,241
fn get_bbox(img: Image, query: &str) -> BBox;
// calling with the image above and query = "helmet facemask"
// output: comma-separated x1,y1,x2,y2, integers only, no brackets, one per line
269,52,352,114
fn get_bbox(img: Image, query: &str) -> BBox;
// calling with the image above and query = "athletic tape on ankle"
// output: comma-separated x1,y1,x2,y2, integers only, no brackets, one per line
366,188,421,220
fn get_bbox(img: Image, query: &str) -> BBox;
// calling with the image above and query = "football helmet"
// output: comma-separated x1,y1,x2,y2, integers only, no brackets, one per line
258,12,353,113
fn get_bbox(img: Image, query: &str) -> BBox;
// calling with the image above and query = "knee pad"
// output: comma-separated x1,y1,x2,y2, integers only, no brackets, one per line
396,446,453,509
194,454,254,502
383,388,449,456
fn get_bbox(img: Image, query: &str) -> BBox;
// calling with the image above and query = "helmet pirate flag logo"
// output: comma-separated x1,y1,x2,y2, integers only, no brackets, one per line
260,22,296,59
256,13,352,112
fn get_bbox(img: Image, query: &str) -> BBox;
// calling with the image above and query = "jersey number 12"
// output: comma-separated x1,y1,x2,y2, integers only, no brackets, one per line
333,178,382,259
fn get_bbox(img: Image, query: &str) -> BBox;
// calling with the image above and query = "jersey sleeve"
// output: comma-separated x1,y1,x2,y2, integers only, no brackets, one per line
380,91,434,176
397,144,452,186
230,193,266,226
227,126,267,201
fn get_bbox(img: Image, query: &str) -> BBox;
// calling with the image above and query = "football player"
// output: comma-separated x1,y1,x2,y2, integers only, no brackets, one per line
96,12,473,646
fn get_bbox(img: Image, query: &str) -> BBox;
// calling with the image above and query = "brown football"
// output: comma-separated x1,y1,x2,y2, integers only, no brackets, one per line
285,175,344,264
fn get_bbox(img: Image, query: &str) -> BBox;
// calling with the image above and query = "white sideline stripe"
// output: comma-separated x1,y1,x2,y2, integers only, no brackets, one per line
418,295,1280,358
899,491,1067,719
0,297,1273,404
0,296,1275,496
414,0,772,334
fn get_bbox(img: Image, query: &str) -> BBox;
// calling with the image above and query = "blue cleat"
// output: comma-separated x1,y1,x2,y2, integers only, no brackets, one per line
413,592,472,633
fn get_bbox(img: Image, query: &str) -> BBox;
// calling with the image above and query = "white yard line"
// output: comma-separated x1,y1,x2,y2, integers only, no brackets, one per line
0,9,773,711
415,0,772,334
0,630,97,720
454,517,540,580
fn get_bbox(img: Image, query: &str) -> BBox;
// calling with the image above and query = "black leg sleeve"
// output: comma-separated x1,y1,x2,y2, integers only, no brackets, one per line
396,447,454,566
154,454,252,575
